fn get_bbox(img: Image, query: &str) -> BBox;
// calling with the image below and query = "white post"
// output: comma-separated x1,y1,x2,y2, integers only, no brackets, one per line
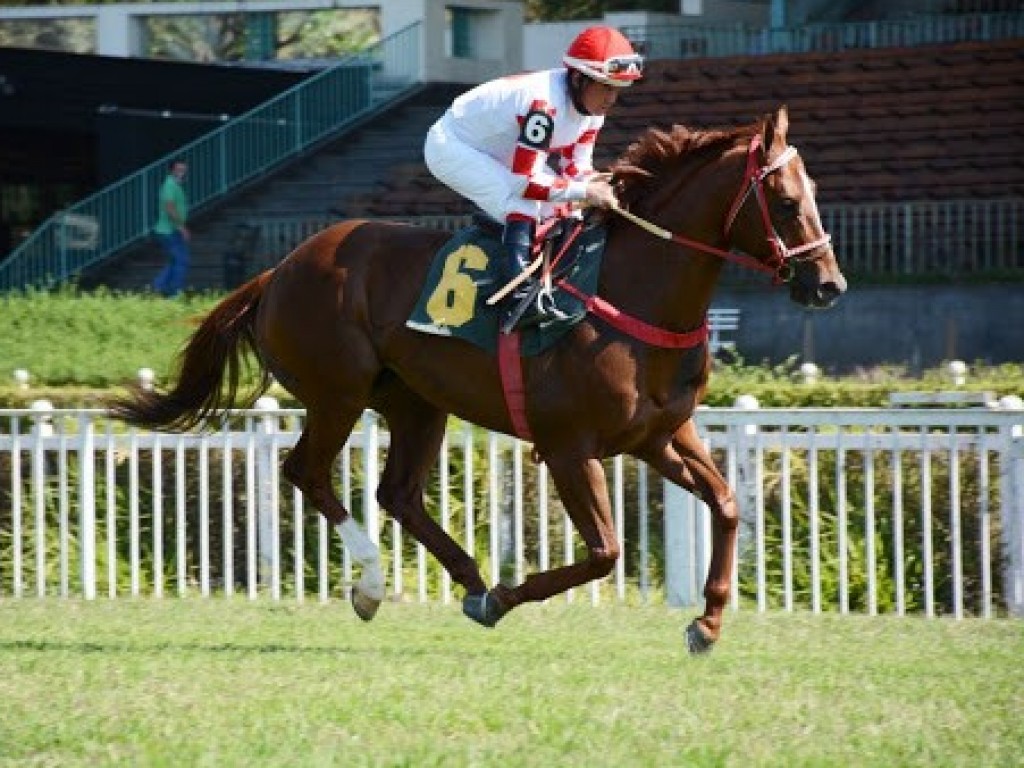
800,362,820,385
138,367,155,391
664,480,698,607
13,369,29,390
998,395,1024,616
948,359,967,388
734,394,761,432
362,411,380,545
634,462,651,602
78,414,97,600
734,394,761,608
31,400,54,598
255,396,279,597
95,6,132,57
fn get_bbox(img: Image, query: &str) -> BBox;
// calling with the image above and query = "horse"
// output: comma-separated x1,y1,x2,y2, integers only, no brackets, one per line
110,105,846,654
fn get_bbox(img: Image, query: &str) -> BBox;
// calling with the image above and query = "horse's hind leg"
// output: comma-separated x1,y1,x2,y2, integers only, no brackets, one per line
372,378,489,599
472,452,621,626
282,403,386,621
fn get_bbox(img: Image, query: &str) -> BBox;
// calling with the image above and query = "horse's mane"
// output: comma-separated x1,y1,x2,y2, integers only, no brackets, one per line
611,123,756,207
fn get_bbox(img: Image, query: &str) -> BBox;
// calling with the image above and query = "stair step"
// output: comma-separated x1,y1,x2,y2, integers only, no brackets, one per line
87,86,458,292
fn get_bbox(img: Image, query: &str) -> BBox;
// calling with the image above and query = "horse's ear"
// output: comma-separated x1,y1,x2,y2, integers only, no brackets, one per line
762,105,789,151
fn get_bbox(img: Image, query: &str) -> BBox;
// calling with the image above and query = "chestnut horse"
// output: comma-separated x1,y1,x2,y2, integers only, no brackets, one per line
111,106,845,653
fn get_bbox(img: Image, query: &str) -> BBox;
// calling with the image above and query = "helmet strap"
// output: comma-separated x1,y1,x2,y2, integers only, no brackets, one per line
567,70,591,116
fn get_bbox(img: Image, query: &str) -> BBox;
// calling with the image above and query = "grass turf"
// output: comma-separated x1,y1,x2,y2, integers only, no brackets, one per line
0,600,1021,767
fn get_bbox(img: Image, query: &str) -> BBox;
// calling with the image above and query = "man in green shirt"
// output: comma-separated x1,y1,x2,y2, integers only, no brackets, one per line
152,158,191,297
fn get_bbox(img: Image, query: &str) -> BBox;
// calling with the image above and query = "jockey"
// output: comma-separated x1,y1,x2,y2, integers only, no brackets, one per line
423,25,643,331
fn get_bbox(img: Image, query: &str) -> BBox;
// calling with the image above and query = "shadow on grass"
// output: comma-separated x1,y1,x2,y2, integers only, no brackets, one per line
0,638,495,657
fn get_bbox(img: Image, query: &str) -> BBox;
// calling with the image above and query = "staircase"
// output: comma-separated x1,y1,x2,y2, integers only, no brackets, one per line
83,84,464,292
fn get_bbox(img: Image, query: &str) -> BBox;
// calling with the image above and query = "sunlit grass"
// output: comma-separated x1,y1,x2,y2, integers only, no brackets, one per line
0,288,220,389
0,600,1020,767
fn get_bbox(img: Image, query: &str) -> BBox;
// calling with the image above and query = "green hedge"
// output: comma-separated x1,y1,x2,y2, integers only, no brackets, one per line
0,287,219,389
2,288,1022,407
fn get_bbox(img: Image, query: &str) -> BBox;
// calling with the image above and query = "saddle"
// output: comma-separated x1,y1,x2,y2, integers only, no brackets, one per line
406,213,607,357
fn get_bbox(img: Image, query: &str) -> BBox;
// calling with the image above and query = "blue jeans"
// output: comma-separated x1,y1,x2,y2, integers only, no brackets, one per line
153,231,190,297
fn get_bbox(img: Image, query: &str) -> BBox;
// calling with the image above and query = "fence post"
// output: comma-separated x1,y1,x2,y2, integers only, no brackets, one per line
30,400,54,598
947,360,967,388
255,396,280,598
137,367,155,391
998,396,1024,617
734,395,763,610
800,362,820,385
663,478,698,607
362,410,381,547
78,413,97,600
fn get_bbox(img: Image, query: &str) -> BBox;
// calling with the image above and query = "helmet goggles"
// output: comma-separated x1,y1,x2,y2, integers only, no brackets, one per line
605,54,644,76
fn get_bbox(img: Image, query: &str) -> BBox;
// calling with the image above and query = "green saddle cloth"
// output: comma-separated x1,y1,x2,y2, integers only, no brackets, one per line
406,222,605,357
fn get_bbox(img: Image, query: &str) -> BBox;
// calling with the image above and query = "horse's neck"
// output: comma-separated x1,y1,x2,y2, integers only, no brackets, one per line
600,150,739,332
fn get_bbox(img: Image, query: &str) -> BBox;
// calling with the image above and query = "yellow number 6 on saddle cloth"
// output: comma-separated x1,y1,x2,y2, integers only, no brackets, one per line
423,243,490,328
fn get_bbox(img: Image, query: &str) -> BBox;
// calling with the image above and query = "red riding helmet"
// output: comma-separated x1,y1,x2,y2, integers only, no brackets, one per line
563,26,644,87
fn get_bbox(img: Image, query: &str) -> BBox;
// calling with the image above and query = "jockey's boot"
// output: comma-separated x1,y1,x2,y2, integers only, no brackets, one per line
499,218,567,334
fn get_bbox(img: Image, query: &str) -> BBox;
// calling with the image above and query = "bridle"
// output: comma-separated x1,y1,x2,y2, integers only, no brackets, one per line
612,133,833,284
543,132,835,352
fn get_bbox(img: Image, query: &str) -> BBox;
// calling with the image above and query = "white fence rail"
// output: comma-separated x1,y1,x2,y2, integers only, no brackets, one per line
1,405,1021,618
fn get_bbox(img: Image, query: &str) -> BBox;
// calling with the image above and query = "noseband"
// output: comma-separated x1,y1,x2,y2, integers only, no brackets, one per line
613,133,833,284
723,134,832,281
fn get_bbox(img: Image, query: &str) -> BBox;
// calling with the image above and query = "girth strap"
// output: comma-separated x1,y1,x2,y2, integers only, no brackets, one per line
498,331,533,441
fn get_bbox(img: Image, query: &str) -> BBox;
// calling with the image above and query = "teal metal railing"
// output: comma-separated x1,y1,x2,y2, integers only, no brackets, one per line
0,22,422,292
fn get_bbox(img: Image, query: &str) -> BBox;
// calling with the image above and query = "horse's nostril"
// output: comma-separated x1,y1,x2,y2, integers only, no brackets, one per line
820,280,845,301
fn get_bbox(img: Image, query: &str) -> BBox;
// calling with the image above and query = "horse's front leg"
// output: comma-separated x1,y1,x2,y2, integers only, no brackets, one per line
639,420,738,654
465,453,620,627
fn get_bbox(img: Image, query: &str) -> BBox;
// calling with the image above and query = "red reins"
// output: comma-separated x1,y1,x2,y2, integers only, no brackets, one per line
611,135,833,285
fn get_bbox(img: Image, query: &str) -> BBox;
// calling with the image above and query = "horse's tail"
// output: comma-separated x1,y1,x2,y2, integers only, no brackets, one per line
108,271,275,432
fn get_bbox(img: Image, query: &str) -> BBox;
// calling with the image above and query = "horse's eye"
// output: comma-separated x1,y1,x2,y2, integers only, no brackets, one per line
777,198,800,218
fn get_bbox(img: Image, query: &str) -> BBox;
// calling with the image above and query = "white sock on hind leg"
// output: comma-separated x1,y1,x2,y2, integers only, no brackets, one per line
337,517,385,600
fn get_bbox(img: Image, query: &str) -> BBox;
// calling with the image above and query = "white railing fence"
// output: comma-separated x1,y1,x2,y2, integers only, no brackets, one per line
1,405,1021,618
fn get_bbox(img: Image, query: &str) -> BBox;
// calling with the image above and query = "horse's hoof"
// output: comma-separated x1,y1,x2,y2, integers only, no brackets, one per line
684,620,715,655
462,591,507,628
351,588,381,622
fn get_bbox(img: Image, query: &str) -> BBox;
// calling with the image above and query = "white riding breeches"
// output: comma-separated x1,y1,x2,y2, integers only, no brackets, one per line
424,117,561,223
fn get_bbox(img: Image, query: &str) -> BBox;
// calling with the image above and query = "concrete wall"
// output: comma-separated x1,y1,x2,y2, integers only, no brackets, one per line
416,0,523,84
524,13,684,71
524,22,589,72
1,0,525,85
715,283,1023,372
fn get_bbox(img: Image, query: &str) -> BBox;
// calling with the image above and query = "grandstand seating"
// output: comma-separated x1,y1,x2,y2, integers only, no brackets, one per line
341,38,1024,218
